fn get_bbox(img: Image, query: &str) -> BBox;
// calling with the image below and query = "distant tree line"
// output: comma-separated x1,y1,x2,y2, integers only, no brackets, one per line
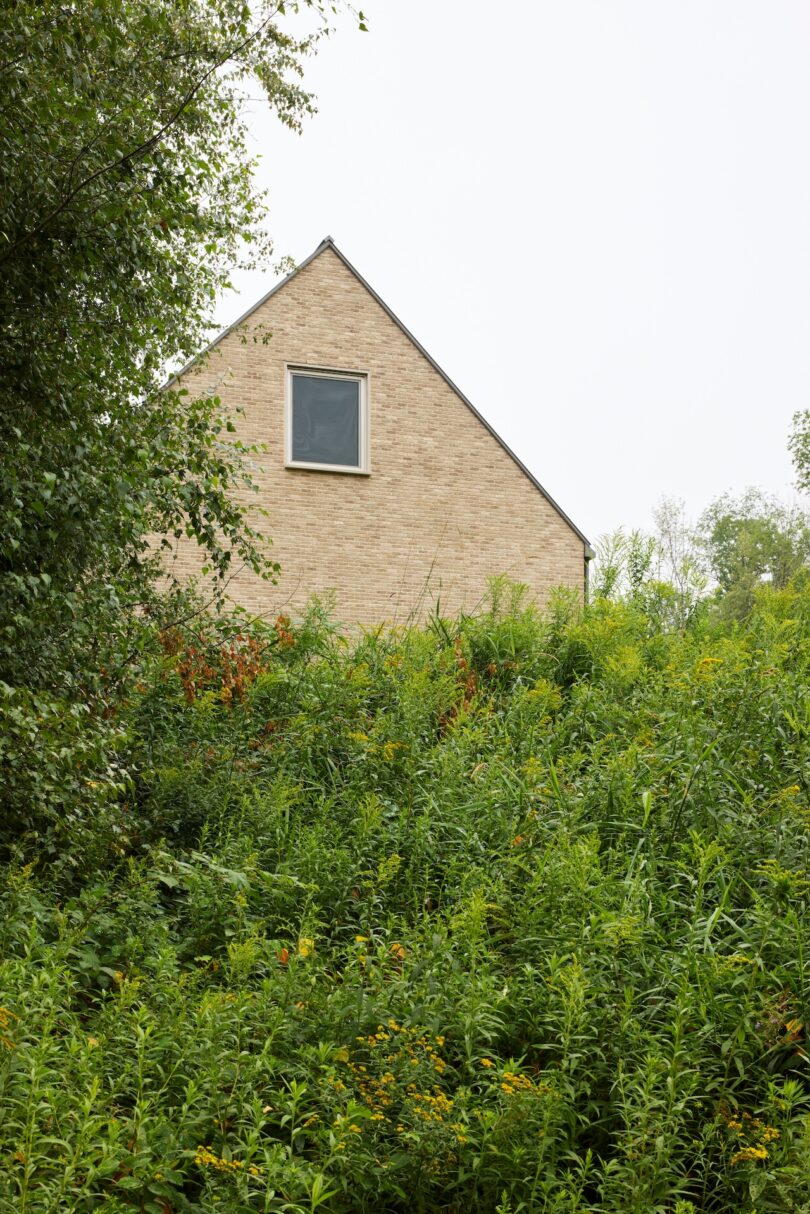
592,422,810,625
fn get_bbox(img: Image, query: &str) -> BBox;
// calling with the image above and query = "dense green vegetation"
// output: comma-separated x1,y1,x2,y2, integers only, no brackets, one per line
0,0,359,854
4,6,810,1211
2,580,810,1213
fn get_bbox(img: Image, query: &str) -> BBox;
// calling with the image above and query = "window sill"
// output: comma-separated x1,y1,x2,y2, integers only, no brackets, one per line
285,461,371,476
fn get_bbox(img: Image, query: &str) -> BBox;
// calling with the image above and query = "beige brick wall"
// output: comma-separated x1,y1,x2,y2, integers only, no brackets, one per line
169,245,587,625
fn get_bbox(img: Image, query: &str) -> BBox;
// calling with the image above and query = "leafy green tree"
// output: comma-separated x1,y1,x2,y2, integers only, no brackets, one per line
591,501,707,629
652,497,708,622
591,529,655,601
697,488,810,617
789,409,810,493
0,0,362,861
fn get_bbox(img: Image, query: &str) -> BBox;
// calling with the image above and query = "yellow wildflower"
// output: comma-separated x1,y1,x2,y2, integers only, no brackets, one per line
195,1145,251,1173
731,1144,768,1165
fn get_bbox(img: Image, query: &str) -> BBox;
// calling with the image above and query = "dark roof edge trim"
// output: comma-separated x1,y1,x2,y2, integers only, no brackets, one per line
163,238,334,388
167,236,592,548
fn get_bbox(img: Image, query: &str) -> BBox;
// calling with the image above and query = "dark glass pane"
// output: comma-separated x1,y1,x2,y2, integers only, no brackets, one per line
291,374,360,467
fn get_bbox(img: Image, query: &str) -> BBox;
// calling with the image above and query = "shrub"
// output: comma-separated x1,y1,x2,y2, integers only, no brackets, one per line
2,583,810,1211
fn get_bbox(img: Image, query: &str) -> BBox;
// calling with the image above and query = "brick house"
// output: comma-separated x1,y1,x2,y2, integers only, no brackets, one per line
170,237,592,623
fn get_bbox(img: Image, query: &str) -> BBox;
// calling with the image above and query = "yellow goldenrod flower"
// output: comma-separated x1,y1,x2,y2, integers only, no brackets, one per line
731,1144,768,1165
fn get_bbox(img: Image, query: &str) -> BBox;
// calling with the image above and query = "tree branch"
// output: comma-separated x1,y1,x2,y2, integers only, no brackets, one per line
0,11,278,268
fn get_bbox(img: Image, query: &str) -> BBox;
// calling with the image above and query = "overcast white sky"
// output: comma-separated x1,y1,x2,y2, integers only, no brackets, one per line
221,0,810,542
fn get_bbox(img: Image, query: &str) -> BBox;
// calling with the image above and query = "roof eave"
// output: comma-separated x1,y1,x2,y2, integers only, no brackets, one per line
322,239,591,549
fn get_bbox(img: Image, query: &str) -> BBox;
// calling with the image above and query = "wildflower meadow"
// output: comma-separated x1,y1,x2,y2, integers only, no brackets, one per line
1,580,810,1212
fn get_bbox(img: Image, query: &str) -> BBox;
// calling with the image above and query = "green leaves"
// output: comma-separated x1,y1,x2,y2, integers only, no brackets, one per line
0,0,360,856
4,585,810,1209
789,410,810,494
697,489,810,619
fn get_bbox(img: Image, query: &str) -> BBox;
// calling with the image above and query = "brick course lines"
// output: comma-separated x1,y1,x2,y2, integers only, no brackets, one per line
167,245,587,625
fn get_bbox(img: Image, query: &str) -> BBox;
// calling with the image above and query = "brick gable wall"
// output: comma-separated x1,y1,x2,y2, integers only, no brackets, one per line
169,246,586,624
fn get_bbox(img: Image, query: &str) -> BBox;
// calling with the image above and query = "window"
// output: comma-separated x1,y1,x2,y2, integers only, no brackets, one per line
286,368,369,473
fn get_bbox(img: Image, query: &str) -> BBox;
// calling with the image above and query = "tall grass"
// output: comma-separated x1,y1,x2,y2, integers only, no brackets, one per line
1,581,810,1212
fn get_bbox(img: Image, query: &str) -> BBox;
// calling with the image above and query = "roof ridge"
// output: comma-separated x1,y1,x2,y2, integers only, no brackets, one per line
168,237,592,551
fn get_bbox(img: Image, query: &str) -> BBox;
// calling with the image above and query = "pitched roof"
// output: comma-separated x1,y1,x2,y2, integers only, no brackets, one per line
173,236,592,552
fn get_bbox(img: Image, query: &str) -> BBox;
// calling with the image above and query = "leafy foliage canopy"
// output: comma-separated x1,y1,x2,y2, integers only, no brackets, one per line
0,0,357,851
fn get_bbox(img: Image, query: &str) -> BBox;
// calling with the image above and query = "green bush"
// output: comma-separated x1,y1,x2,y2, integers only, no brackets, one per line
2,584,810,1212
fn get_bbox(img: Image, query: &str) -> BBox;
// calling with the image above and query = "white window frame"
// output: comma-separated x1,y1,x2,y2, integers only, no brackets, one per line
285,365,370,474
